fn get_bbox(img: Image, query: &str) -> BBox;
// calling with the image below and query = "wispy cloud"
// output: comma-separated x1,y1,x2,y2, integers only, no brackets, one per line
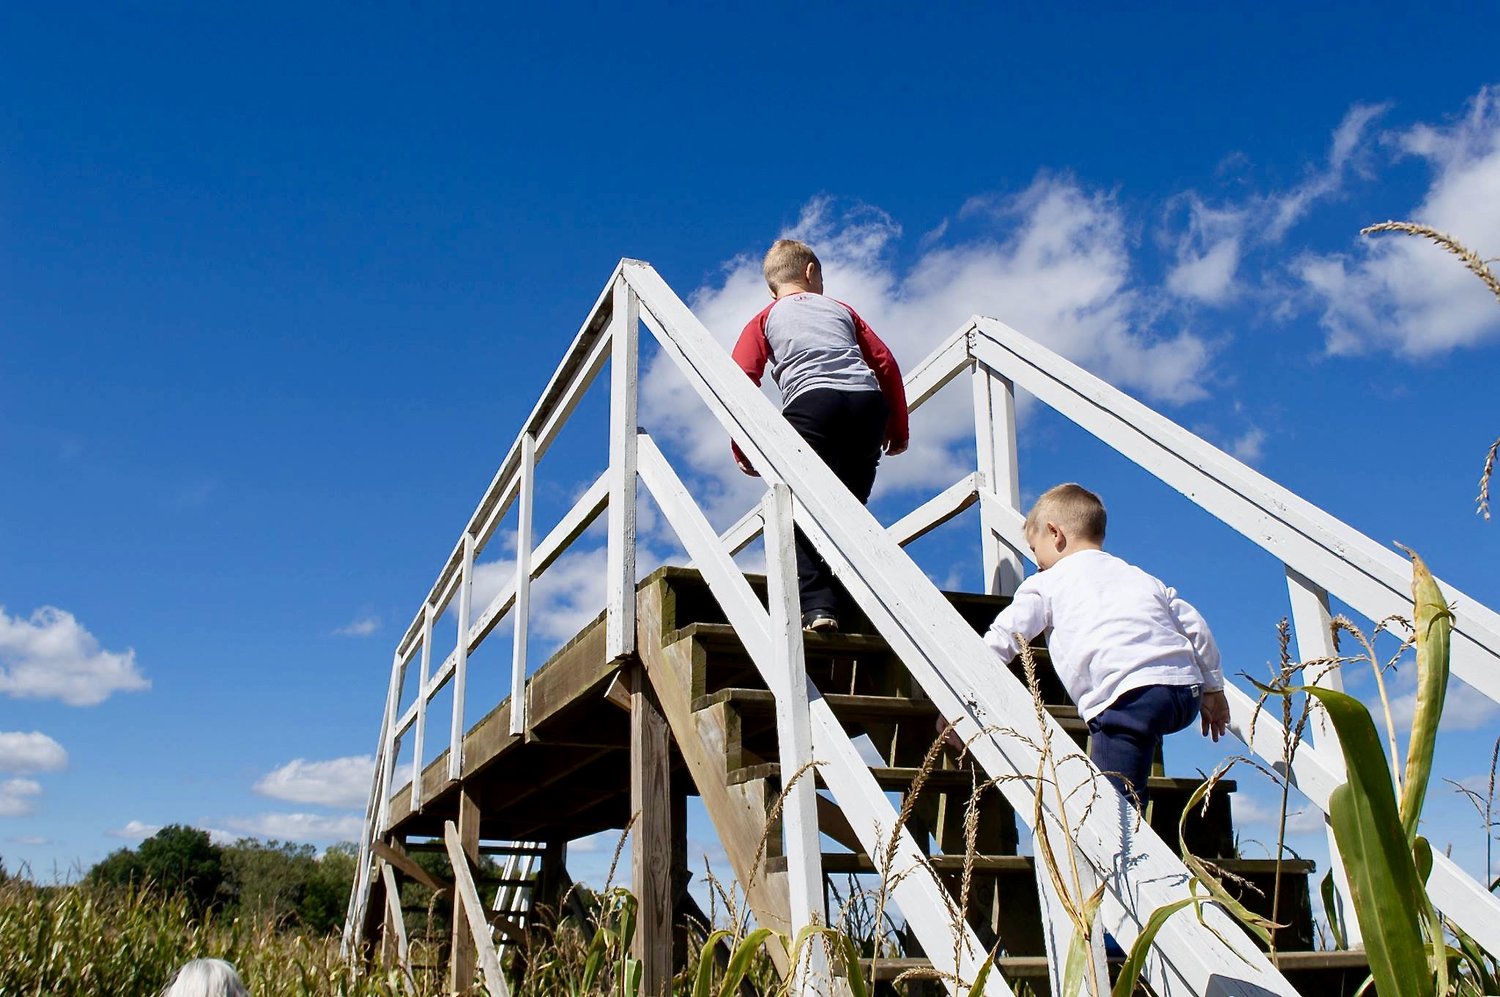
220,812,363,843
333,615,381,638
0,606,150,707
1299,86,1500,356
107,819,162,840
0,779,43,818
642,182,1218,530
254,755,373,809
8,834,49,846
0,732,68,774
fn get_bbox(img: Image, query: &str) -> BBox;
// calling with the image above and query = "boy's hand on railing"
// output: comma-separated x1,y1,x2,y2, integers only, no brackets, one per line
734,452,760,477
1200,689,1230,742
884,437,908,457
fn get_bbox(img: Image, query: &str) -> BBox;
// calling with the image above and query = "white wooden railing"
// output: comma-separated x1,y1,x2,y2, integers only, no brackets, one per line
345,259,1500,996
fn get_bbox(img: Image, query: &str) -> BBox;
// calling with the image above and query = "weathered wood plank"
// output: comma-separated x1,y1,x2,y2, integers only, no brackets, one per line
445,818,510,997
607,281,639,661
630,662,672,997
450,789,481,993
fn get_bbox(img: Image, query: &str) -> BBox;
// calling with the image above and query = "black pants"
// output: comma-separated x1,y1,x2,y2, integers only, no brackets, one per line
780,388,889,617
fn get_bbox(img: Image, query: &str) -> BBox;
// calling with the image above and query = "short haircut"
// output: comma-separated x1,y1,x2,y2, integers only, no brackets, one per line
161,959,249,997
762,239,820,291
1024,483,1107,543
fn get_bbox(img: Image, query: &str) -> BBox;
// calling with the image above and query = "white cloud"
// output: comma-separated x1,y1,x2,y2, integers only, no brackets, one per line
1229,427,1267,464
0,606,150,706
641,185,1217,532
334,615,381,638
0,779,42,818
1300,87,1500,356
0,732,67,774
254,755,374,809
1389,681,1500,733
8,834,48,845
1164,103,1386,307
107,819,161,840
220,812,363,843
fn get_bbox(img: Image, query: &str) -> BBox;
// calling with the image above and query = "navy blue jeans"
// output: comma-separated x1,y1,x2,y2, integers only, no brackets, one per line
1087,683,1201,810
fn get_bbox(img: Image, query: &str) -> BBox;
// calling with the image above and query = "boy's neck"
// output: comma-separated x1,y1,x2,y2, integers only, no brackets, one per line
773,282,818,299
1054,540,1104,563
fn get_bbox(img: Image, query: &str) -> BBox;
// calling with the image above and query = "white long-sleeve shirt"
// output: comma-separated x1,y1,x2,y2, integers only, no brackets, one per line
983,549,1224,721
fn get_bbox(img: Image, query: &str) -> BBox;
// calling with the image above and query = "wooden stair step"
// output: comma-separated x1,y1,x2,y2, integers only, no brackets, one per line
697,687,1079,726
772,851,1307,878
727,760,1231,799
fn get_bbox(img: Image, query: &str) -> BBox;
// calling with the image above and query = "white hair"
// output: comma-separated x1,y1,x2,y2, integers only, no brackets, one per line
162,959,249,997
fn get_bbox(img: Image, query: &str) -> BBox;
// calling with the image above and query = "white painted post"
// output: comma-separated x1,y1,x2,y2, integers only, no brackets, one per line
608,278,640,661
972,361,1024,595
410,605,434,812
763,484,828,995
445,821,512,997
449,532,474,782
510,431,535,736
1285,565,1361,946
378,650,405,833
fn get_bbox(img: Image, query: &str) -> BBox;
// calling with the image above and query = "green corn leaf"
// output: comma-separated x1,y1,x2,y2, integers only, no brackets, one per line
831,930,870,997
965,945,999,997
718,927,773,997
1062,884,1105,997
1111,897,1196,997
1305,684,1435,997
692,929,733,997
1319,871,1347,950
1175,778,1276,946
1394,545,1452,845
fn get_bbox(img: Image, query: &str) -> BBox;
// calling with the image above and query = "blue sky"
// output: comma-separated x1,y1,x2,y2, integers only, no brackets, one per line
3,3,1498,898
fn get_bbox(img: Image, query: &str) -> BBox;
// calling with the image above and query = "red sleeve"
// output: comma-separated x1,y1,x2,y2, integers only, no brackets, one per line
728,304,775,465
846,306,909,448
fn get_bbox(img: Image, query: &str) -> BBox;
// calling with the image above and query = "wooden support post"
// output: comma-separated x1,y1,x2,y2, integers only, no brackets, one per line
631,661,672,997
445,817,511,997
450,788,482,994
608,278,640,661
510,432,535,736
1285,565,1361,945
379,861,410,971
763,484,828,995
972,362,1024,596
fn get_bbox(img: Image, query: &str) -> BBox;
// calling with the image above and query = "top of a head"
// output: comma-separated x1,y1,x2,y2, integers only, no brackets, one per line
161,959,250,997
1024,483,1107,542
762,239,821,291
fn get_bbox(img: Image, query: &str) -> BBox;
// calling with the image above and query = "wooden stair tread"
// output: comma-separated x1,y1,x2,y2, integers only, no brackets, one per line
770,852,1312,876
858,949,1368,982
697,686,1081,724
671,620,1049,657
725,760,1232,796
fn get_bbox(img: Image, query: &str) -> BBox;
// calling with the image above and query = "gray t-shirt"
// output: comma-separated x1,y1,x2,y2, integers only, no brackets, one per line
759,293,880,404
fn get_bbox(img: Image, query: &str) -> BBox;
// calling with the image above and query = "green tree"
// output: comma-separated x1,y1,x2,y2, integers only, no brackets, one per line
89,825,225,914
221,839,317,927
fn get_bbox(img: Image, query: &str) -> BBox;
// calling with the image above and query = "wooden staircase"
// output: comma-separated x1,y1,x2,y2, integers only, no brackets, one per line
639,566,1370,995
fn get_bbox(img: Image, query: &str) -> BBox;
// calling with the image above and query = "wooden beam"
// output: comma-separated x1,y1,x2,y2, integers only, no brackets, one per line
379,861,410,970
445,818,511,997
450,789,482,994
631,661,672,996
372,840,452,896
607,281,639,660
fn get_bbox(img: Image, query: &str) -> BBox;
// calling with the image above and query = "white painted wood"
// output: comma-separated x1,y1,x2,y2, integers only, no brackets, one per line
467,473,609,655
1222,682,1500,959
972,364,1024,595
510,432,535,736
637,436,1011,997
1283,567,1359,945
409,605,434,813
449,533,475,782
380,861,411,969
607,279,639,661
970,320,1500,706
378,649,406,833
444,820,512,997
622,264,1298,997
903,323,973,410
763,485,829,996
1033,815,1107,997
977,487,1033,561
887,473,978,548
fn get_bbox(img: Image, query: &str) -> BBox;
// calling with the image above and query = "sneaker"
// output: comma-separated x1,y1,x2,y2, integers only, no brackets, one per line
801,610,839,633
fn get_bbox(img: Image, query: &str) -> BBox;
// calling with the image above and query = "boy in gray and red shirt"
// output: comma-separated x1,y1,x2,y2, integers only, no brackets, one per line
731,239,909,632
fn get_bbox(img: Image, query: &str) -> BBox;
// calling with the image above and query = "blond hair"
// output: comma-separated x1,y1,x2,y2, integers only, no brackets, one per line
1024,483,1107,543
762,239,820,291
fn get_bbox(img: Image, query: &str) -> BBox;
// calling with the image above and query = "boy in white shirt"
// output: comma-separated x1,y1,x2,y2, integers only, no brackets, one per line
983,483,1231,809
